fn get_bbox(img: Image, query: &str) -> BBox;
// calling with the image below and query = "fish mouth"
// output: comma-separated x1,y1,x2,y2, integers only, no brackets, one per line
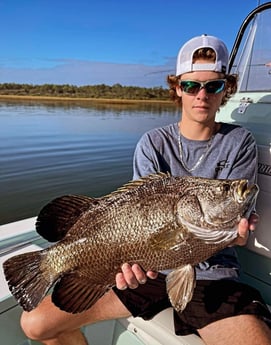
234,180,259,217
234,180,259,203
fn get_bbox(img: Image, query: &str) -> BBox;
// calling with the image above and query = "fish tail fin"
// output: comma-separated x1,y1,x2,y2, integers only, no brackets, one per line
3,250,57,311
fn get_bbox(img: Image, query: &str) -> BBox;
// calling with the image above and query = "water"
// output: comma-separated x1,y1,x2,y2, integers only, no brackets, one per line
0,100,179,225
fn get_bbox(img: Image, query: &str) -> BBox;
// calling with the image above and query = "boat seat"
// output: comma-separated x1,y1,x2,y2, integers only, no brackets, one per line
119,308,205,345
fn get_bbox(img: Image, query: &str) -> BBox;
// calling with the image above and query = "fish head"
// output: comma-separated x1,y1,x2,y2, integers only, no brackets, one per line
176,177,259,242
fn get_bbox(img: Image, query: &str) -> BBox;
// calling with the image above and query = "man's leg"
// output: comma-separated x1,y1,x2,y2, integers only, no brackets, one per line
198,314,271,345
20,290,131,345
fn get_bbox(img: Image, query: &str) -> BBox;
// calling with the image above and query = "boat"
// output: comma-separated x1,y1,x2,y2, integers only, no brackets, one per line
1,2,271,344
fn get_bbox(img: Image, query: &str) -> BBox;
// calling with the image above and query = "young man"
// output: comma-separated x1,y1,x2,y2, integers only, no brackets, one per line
21,35,271,345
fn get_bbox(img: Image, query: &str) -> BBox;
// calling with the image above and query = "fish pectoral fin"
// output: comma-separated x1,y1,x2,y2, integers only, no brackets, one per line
52,272,111,314
149,224,187,251
36,195,98,242
166,265,196,312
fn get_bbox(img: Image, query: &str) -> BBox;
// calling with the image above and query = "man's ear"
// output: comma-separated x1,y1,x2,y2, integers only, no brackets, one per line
176,85,182,97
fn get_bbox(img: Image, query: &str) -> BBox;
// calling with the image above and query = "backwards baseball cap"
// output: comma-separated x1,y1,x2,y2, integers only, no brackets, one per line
176,34,229,76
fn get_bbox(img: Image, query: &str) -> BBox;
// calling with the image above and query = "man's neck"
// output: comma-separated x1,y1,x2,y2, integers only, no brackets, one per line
178,120,220,140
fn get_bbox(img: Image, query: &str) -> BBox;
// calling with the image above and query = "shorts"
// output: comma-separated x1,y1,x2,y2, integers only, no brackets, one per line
112,273,271,336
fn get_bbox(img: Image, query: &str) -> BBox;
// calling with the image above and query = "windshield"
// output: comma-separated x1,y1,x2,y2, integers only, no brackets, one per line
230,7,271,92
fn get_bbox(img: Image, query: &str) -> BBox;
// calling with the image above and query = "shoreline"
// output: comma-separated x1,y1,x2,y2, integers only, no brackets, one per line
0,94,172,105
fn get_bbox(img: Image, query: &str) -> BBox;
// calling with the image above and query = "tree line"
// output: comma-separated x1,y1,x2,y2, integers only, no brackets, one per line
0,83,170,100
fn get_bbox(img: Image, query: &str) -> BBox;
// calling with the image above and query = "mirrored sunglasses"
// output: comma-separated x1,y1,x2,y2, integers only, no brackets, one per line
179,79,226,94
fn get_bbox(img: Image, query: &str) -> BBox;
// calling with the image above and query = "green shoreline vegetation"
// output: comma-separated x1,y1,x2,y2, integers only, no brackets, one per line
0,83,172,104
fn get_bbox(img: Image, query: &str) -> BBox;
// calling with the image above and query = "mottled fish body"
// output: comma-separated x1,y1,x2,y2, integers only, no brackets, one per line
3,173,258,313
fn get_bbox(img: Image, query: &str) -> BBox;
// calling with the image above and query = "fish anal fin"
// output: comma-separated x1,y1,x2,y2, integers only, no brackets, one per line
166,264,196,312
52,273,111,314
36,195,98,242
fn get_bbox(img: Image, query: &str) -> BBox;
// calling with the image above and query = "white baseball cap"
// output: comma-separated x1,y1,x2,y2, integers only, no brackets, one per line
176,34,229,76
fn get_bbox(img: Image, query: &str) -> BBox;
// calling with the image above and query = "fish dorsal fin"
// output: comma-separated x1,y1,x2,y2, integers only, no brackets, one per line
36,195,98,242
166,264,196,312
52,272,110,313
104,172,171,198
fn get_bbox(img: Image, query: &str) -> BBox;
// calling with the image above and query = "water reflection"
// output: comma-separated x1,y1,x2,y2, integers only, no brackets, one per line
0,98,176,113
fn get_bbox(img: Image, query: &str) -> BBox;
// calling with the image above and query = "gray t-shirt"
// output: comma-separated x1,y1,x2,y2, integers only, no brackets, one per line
133,122,258,280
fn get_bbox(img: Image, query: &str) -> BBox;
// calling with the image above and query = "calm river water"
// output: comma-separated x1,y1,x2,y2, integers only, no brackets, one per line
1,100,179,225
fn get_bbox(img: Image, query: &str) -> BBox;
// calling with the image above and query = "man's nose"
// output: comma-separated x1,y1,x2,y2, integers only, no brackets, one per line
196,87,208,99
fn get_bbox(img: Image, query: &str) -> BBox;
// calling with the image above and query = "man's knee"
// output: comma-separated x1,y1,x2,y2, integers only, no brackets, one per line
20,310,56,341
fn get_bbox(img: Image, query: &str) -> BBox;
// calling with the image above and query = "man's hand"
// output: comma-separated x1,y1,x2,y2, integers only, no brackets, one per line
116,263,158,290
234,213,259,246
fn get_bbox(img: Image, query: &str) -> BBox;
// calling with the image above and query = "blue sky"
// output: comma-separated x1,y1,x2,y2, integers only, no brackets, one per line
0,0,263,87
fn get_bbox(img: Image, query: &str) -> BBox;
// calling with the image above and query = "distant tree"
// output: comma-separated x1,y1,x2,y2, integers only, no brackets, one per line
0,82,169,100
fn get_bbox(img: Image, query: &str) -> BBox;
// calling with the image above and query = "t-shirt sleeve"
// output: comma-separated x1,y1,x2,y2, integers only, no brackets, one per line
132,133,158,180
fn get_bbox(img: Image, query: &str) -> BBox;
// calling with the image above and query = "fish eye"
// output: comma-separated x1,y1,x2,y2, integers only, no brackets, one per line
216,184,230,193
223,184,231,192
